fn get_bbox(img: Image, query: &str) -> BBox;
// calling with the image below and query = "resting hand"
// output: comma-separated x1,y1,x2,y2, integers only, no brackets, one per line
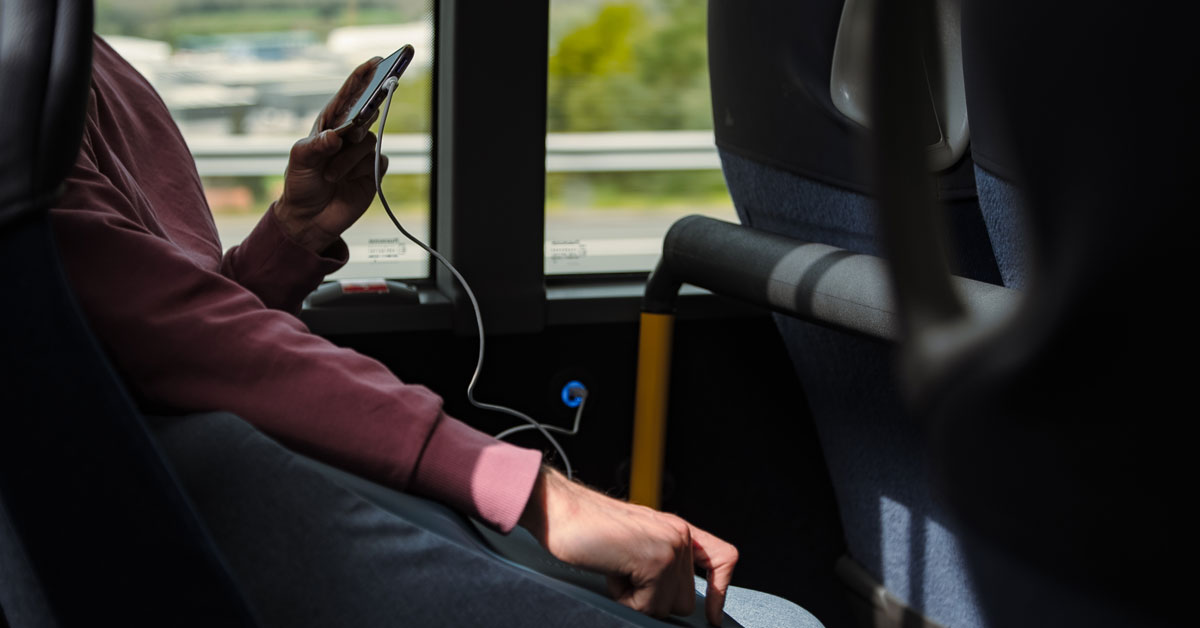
519,467,738,625
273,57,389,254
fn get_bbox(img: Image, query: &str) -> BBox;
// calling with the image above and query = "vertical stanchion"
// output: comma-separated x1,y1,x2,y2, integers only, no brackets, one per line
629,311,676,509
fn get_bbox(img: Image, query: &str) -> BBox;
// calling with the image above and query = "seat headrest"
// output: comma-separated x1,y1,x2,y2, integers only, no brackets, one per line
0,0,93,228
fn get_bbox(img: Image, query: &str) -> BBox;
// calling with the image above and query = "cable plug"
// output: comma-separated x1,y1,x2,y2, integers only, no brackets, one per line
561,381,588,408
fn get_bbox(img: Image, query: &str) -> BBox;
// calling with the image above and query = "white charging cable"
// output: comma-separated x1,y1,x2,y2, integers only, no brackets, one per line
495,383,587,440
373,77,576,479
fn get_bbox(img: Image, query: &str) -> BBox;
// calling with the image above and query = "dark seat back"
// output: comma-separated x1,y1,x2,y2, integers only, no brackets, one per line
0,2,256,625
873,1,1192,625
707,2,997,626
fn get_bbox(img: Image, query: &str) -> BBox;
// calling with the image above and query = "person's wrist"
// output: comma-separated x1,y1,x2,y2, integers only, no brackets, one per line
272,201,336,254
518,465,583,551
518,465,551,543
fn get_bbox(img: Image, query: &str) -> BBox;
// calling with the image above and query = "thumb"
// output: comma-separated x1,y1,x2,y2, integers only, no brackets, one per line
289,130,343,171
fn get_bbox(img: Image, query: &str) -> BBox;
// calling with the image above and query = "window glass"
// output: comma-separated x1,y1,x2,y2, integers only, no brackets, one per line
96,0,434,280
546,0,737,274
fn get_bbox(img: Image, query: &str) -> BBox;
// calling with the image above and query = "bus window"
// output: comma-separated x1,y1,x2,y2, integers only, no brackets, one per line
95,0,435,280
544,0,737,275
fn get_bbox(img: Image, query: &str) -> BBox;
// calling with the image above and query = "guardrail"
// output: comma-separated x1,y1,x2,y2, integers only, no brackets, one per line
188,130,722,176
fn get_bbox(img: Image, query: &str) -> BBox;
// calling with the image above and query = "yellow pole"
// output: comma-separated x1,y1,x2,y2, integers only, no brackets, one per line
629,312,675,509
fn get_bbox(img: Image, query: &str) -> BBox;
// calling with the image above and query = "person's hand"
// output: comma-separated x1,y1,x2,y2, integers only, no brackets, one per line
273,57,389,254
518,467,738,625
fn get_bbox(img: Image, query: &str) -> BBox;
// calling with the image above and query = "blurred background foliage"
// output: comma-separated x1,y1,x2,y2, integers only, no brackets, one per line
96,0,430,43
97,0,713,134
547,0,711,132
97,0,723,215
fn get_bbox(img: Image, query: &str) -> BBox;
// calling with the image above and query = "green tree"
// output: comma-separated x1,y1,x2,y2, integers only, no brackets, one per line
547,3,648,132
547,0,712,132
632,0,711,130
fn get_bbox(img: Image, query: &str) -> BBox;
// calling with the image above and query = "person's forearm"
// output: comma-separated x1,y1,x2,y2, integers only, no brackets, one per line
221,206,347,314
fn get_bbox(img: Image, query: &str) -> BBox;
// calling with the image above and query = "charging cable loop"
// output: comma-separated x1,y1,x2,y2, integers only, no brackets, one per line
373,75,576,479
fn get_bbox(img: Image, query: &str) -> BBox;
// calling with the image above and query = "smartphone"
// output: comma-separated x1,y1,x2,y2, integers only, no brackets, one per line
331,44,415,134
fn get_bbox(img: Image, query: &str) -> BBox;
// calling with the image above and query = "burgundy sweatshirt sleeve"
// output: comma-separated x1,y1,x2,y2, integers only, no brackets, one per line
219,205,347,315
52,148,541,533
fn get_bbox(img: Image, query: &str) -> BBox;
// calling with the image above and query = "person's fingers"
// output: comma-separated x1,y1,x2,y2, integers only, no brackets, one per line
690,525,738,626
606,574,627,602
324,133,377,182
330,98,381,141
345,152,384,182
650,583,675,618
647,569,677,618
641,516,693,618
318,57,383,132
349,56,382,85
612,524,686,619
671,522,697,617
334,58,383,112
345,123,368,144
612,574,661,618
703,564,732,626
289,130,343,171
354,56,381,79
357,109,381,138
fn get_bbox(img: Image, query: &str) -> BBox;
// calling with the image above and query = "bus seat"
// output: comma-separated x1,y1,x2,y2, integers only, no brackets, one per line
0,1,259,625
756,0,1190,626
970,168,1026,291
712,157,996,628
707,2,999,627
913,1,1191,625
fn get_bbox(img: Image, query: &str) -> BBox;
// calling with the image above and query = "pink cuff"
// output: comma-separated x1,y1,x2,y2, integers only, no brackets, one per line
408,415,543,533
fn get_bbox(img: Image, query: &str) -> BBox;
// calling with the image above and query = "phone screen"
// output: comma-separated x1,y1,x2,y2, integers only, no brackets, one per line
334,44,415,133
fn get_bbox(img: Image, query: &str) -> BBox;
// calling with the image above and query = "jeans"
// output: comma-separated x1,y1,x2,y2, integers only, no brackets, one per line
147,411,823,628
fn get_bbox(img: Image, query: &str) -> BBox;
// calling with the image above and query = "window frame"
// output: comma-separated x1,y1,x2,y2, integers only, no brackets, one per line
431,0,550,335
300,0,763,337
